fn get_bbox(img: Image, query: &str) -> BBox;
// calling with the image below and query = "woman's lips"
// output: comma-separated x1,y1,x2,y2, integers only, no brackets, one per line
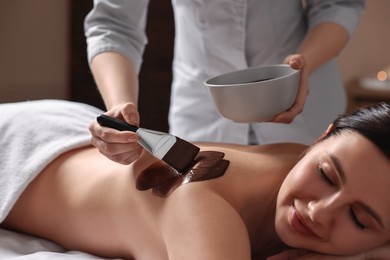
290,206,320,239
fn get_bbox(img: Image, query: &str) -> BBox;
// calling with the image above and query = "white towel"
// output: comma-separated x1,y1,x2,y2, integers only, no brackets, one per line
0,228,115,259
0,100,104,223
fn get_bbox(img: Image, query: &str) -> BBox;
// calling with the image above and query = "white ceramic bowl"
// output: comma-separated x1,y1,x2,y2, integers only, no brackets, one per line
204,64,300,122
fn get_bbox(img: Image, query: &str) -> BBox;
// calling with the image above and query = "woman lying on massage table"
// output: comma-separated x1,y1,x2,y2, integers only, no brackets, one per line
0,100,389,260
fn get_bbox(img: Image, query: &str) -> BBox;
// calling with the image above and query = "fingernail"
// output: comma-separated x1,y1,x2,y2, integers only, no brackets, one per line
130,115,139,125
291,60,301,68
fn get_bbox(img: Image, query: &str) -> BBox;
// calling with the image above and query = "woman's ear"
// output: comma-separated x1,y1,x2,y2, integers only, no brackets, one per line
300,124,336,160
325,124,335,134
316,124,335,142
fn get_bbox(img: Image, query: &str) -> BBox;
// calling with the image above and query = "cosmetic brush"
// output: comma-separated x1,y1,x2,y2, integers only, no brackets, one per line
96,114,200,173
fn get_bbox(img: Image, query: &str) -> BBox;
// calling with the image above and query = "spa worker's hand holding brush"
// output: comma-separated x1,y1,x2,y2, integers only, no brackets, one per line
90,102,200,172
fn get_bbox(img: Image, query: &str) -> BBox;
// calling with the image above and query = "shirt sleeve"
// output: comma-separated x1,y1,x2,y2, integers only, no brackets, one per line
305,0,366,37
84,0,150,73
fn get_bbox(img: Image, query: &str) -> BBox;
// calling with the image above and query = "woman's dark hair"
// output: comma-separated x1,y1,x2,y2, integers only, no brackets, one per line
324,102,390,158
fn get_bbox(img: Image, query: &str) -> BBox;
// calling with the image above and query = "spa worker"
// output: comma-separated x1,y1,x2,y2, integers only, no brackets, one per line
85,0,365,165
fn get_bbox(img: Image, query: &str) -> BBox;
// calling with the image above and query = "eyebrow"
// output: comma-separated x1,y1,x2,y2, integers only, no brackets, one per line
328,152,385,230
328,153,345,183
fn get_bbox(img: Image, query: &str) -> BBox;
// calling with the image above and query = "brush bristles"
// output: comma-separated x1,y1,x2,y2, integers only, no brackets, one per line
162,137,200,172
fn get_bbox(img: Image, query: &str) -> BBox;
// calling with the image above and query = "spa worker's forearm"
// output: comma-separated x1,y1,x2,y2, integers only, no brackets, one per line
297,22,349,75
91,52,139,110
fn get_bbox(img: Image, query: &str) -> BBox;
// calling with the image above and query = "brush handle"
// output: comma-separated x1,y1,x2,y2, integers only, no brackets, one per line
97,114,139,132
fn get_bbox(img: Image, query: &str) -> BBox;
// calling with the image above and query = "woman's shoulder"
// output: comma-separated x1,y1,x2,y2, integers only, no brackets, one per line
196,142,308,158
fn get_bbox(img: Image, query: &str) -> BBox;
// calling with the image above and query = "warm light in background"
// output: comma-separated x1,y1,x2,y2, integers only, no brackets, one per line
377,70,388,81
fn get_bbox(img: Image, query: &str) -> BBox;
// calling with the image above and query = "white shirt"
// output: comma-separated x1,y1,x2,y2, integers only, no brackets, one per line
85,0,365,145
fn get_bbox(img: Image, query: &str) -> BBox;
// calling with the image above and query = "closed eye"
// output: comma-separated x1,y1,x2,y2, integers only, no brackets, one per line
318,165,334,186
349,208,366,230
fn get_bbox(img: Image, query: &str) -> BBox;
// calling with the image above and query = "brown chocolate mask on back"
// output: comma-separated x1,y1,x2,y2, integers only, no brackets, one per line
136,151,230,197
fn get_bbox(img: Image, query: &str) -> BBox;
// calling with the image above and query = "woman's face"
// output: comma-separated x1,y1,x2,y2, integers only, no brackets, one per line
275,131,390,255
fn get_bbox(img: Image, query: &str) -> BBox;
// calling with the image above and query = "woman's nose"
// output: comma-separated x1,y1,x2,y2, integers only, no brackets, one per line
307,197,339,226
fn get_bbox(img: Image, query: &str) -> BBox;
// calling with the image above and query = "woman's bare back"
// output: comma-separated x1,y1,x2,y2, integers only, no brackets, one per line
2,142,306,259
